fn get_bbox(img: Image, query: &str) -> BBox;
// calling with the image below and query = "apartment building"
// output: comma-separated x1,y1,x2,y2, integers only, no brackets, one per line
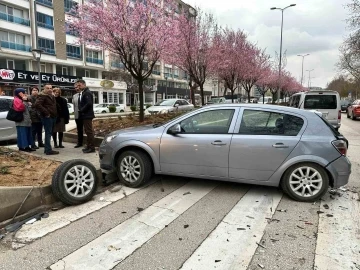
0,0,210,106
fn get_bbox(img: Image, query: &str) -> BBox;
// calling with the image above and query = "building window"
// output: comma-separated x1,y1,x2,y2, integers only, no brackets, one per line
86,50,103,64
7,60,14,69
38,38,55,55
0,30,30,52
0,4,30,26
66,44,81,58
36,0,53,8
36,12,54,30
62,67,68,75
64,0,78,14
85,70,90,77
40,64,46,73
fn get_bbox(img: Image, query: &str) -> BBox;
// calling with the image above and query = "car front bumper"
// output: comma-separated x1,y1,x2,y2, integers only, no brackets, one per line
99,143,116,173
326,156,352,188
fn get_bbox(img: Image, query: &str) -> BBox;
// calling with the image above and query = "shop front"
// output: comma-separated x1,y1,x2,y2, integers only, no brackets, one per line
84,78,127,107
0,68,79,98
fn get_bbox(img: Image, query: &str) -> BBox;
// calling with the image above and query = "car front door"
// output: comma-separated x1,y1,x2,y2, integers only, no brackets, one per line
229,108,305,182
0,99,16,140
160,108,238,179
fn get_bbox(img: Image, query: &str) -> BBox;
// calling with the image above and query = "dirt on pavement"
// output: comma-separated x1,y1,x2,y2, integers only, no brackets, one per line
0,147,61,187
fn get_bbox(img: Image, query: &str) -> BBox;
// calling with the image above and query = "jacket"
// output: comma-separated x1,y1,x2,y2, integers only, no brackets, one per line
55,96,70,124
72,92,80,120
79,88,95,120
34,93,57,118
29,95,41,123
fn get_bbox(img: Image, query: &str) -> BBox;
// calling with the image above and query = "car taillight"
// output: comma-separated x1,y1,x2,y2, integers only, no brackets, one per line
338,110,341,119
332,140,347,156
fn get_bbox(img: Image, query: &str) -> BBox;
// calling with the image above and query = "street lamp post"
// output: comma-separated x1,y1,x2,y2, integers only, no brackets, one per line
271,4,296,103
306,69,314,89
31,49,43,91
297,54,310,86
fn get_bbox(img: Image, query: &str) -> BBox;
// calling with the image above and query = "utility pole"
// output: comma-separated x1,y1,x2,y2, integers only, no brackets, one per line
297,54,310,86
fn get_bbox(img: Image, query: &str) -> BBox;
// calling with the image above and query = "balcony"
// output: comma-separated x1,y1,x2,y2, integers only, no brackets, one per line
37,22,54,30
111,62,124,69
36,0,53,8
86,57,103,65
1,41,31,52
0,12,30,26
152,70,161,75
67,52,81,59
39,47,55,55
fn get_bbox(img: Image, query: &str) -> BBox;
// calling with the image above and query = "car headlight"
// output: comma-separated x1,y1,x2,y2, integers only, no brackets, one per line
160,109,168,114
104,134,117,144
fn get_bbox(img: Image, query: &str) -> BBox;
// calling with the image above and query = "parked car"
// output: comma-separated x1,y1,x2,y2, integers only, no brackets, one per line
145,99,194,115
341,99,353,112
0,96,16,141
99,104,351,202
93,103,125,114
346,99,360,120
289,90,341,130
206,97,226,105
67,103,74,114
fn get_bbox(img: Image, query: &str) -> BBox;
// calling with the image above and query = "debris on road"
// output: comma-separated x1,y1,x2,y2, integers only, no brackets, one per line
256,242,266,249
184,225,189,229
99,197,104,201
326,214,334,217
215,260,221,263
276,209,287,212
25,218,37,225
183,192,191,195
317,211,324,214
323,204,330,209
160,188,165,192
270,238,279,242
0,234,5,240
305,222,313,225
297,225,304,229
107,245,120,251
179,238,182,241
258,263,265,269
137,207,144,212
246,216,255,219
237,228,246,230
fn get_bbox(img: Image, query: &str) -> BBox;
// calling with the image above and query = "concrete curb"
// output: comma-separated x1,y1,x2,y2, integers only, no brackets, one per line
0,169,103,228
63,132,104,147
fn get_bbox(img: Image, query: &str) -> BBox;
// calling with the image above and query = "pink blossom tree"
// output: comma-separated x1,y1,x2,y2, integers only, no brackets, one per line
170,8,218,106
68,0,178,121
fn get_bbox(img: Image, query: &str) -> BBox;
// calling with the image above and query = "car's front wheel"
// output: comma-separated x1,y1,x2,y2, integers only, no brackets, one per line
281,163,329,202
116,150,152,188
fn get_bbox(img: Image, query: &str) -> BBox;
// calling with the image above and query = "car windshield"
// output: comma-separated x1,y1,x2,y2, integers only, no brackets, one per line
155,100,175,106
304,95,337,109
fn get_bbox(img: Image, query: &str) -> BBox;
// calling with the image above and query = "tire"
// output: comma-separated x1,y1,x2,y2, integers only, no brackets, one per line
352,112,356,120
281,162,329,202
52,159,98,205
120,110,124,113
102,110,106,113
116,150,152,188
347,111,350,118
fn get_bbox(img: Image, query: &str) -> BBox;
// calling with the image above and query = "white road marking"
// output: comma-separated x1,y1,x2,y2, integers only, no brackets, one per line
50,180,217,270
180,188,282,270
14,186,139,244
314,191,360,270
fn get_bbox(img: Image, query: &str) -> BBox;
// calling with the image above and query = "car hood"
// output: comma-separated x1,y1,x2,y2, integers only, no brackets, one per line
111,124,164,136
147,106,173,112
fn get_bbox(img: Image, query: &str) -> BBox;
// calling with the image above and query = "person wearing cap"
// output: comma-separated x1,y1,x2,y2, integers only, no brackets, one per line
13,88,35,152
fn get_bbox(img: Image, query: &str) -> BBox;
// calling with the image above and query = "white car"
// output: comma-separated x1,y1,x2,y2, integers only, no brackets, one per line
145,99,194,115
0,96,16,141
67,103,74,114
93,103,125,114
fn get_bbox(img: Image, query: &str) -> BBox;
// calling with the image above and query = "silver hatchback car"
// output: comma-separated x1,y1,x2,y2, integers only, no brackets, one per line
99,104,351,202
0,96,16,142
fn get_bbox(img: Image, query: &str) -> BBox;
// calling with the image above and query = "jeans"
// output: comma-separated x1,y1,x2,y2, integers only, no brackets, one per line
31,122,43,146
16,126,33,149
41,117,56,154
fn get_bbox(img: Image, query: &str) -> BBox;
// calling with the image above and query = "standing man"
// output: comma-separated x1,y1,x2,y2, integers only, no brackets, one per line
77,79,95,153
72,82,83,148
29,87,44,149
34,84,59,155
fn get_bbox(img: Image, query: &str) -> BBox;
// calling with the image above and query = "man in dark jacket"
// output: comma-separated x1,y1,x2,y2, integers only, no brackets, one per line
29,87,44,148
34,84,59,155
77,79,95,153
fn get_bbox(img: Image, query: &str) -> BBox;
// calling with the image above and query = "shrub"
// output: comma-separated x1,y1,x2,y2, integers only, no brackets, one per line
108,105,116,113
130,105,136,112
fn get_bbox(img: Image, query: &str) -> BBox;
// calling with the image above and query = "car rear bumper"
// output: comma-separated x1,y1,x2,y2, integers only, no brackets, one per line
326,156,351,188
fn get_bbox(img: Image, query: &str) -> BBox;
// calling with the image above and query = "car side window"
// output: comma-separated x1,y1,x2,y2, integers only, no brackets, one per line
0,99,11,113
175,100,181,106
179,109,235,134
239,109,304,136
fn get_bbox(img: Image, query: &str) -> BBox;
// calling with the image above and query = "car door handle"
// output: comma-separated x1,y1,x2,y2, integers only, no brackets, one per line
211,140,227,146
272,143,289,148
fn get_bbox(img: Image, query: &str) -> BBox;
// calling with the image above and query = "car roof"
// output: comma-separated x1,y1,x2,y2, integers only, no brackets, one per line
0,96,14,100
204,103,318,117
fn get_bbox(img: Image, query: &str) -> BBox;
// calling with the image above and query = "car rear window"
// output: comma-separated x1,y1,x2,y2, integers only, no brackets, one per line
304,95,337,109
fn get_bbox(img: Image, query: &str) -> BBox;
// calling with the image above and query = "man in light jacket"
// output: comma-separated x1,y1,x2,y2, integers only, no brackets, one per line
72,82,83,148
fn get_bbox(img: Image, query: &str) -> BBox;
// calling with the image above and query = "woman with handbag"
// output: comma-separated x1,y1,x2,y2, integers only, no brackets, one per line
52,88,70,148
13,88,35,152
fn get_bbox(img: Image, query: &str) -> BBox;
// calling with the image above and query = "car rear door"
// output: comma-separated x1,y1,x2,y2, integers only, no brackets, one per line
229,108,305,182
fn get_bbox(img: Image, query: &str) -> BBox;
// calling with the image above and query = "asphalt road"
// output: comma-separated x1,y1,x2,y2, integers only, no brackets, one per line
0,113,359,270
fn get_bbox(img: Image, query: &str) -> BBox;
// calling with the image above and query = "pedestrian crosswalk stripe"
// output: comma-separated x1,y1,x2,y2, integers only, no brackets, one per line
49,180,218,270
180,188,282,270
314,192,360,270
14,186,139,244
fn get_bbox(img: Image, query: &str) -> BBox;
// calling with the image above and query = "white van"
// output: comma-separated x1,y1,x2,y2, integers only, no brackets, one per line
258,96,272,104
289,90,341,130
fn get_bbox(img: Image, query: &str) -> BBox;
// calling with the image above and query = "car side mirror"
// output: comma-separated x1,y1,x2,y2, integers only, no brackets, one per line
174,104,179,107
168,124,181,135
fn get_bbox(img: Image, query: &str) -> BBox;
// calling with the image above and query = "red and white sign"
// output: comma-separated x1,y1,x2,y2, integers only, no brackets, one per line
0,69,15,80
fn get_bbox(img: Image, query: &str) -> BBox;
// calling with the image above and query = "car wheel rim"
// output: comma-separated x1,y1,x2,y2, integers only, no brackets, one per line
120,156,141,183
289,166,323,197
64,165,95,198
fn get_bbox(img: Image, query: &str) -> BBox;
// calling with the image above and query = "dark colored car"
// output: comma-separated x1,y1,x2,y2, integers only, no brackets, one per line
341,99,353,112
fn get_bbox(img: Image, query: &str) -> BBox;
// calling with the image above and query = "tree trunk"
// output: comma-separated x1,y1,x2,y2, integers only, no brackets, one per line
200,85,205,106
262,93,265,104
272,91,276,104
191,86,196,106
247,90,251,103
231,89,234,103
138,80,144,122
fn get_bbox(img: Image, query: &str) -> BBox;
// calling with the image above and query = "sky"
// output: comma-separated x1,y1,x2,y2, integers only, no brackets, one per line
182,0,352,88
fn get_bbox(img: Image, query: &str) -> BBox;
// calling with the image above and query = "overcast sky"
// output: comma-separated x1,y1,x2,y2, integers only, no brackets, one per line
183,0,351,88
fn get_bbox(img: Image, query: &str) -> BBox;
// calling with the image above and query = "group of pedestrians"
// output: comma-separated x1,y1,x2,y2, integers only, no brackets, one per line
12,79,95,155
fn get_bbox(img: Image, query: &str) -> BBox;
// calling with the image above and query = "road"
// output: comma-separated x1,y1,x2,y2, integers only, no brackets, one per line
0,113,359,270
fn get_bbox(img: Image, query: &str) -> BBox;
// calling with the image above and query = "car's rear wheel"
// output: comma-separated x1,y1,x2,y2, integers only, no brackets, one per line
352,112,356,120
347,111,350,118
281,163,329,202
120,110,124,113
102,110,106,113
116,150,152,188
